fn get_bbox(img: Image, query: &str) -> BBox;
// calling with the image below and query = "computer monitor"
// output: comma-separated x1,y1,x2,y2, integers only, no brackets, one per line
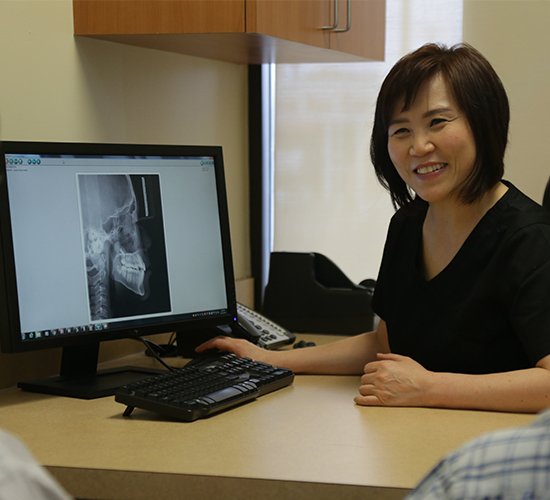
0,141,238,398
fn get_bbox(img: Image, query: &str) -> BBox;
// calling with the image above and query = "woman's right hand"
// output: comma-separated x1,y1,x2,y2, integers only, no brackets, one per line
195,336,277,365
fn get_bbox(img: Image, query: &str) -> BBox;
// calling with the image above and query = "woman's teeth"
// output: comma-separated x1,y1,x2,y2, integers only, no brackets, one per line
416,163,446,175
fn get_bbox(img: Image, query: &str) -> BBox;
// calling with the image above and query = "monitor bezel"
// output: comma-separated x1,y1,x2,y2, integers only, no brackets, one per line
0,140,238,355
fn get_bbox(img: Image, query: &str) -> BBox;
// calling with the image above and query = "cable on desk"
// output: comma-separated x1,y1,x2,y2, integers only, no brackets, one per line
136,337,176,372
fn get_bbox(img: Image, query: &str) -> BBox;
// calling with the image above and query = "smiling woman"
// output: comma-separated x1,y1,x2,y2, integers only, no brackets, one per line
386,75,478,207
199,42,550,414
373,43,509,210
374,44,511,281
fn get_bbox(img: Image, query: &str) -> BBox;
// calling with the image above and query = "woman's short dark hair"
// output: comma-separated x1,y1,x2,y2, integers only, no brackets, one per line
370,43,510,208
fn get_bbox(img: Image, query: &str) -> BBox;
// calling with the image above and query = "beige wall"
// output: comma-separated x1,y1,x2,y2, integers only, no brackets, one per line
0,0,249,387
464,0,550,202
0,0,250,278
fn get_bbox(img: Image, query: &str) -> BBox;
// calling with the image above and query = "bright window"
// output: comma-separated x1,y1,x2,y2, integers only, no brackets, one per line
271,0,463,283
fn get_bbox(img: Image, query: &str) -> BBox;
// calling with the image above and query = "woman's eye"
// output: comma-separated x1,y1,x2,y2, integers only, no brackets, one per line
430,118,447,127
391,127,409,136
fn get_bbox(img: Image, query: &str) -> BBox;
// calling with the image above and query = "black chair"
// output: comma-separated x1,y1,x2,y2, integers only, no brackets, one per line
544,177,550,210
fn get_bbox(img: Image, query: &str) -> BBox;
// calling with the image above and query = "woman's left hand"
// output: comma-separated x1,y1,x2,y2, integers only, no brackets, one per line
354,353,433,407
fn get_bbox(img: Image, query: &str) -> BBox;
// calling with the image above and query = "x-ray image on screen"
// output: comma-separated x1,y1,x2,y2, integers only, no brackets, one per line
78,173,171,321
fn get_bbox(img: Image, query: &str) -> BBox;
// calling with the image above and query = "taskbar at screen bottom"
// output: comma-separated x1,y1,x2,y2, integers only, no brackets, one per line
19,307,233,343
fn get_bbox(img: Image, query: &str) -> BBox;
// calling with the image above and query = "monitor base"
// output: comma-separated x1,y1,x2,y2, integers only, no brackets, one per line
17,366,162,399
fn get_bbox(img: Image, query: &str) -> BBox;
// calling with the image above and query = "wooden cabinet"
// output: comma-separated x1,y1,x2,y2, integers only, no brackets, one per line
74,1,246,35
73,0,385,64
246,0,330,51
328,0,385,59
246,0,385,60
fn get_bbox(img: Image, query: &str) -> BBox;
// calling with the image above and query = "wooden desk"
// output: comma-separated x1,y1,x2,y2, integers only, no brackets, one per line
0,336,535,500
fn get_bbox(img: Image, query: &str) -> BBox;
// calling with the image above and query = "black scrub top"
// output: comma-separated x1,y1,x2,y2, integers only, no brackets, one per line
372,182,550,374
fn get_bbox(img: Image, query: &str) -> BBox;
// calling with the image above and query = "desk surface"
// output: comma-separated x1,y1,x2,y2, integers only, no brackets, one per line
0,335,535,500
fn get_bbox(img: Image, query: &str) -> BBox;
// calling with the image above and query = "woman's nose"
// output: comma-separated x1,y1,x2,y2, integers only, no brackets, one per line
409,133,434,156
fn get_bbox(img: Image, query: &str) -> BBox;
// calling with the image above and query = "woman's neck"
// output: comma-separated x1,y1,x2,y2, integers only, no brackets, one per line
425,182,508,234
421,182,508,280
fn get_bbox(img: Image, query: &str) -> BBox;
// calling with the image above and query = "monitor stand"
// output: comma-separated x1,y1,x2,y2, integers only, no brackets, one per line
17,343,162,399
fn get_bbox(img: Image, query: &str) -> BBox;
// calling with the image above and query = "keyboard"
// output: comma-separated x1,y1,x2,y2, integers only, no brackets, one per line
115,353,294,421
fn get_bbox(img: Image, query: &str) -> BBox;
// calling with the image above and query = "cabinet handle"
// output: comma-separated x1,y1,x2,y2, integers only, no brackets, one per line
320,0,339,30
332,0,351,33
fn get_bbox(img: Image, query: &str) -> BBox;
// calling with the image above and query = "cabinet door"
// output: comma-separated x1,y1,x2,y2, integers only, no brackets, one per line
246,0,332,49
329,0,385,60
74,0,245,35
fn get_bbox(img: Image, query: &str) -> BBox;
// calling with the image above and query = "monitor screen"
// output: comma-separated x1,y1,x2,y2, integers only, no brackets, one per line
0,141,238,398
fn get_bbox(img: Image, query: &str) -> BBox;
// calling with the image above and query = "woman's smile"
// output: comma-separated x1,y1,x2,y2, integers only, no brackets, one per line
414,162,448,176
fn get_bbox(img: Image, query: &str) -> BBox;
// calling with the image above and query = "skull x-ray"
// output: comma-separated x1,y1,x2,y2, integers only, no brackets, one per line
78,174,171,321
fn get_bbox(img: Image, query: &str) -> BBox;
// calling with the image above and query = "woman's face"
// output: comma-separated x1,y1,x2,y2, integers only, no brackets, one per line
387,74,477,206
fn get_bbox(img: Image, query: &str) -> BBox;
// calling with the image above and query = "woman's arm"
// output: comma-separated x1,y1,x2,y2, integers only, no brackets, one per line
196,320,390,375
355,352,550,413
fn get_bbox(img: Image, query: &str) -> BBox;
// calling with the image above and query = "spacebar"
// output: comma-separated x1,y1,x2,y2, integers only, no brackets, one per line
201,385,258,404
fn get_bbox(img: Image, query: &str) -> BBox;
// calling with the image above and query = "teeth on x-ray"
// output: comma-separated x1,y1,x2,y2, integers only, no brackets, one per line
112,251,146,296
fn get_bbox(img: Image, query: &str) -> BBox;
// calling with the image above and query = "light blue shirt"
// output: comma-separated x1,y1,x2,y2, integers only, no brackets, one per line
408,410,550,499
